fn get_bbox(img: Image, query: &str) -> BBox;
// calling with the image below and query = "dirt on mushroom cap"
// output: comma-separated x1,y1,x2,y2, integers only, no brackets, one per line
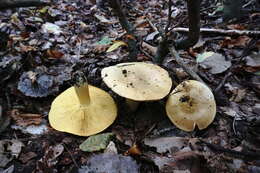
101,62,172,101
166,80,216,132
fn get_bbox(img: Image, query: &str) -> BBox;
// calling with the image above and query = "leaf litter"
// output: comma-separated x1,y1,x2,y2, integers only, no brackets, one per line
0,0,259,172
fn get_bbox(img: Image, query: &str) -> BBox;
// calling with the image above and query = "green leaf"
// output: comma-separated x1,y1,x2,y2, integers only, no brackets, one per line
255,71,260,75
79,133,114,152
106,41,127,53
196,51,215,63
97,37,112,45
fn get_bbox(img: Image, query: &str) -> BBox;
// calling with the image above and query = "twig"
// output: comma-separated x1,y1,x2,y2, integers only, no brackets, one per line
63,143,79,168
108,0,138,61
214,38,258,92
0,0,49,9
153,0,173,63
169,47,204,83
200,140,260,160
172,27,260,36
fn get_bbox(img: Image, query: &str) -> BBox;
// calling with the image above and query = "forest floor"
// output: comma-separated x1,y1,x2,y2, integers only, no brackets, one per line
0,0,260,172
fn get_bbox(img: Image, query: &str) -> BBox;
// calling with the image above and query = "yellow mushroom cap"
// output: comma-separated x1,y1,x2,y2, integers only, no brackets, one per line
101,62,172,101
166,80,216,132
48,85,117,136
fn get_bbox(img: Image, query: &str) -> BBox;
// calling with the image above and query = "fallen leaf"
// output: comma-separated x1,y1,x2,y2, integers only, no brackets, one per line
196,51,215,63
0,106,10,134
42,22,62,35
227,24,246,30
46,49,64,59
78,153,138,173
124,144,141,156
0,140,23,167
106,41,127,52
199,52,231,74
104,141,118,154
46,144,64,167
9,109,43,127
79,133,114,152
220,36,252,48
144,137,189,154
94,14,117,24
0,165,14,173
97,36,112,45
11,123,49,135
244,53,260,72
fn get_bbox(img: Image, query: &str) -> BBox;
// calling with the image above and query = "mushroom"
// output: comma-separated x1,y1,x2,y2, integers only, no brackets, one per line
48,74,117,136
101,62,172,110
165,80,216,132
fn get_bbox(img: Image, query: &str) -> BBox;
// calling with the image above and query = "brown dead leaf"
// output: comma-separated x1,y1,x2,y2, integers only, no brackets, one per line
227,24,246,30
19,152,37,163
9,109,43,127
92,44,110,53
124,144,141,156
125,34,136,41
220,36,252,48
19,43,36,52
46,49,64,59
230,89,247,102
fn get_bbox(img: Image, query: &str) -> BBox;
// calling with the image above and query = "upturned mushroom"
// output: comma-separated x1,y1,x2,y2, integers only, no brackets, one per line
48,73,117,136
166,80,216,132
101,62,172,110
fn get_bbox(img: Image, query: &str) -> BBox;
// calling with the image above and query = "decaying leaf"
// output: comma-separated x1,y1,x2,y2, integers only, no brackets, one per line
11,123,49,135
220,36,252,48
144,137,189,154
18,65,72,97
78,153,138,173
38,144,64,168
94,14,117,24
199,52,231,74
18,69,58,97
0,106,10,134
9,109,43,127
0,140,23,167
79,133,114,152
42,22,62,35
196,51,214,63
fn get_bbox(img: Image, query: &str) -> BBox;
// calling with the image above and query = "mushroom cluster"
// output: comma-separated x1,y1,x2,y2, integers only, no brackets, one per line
166,80,216,132
48,75,117,136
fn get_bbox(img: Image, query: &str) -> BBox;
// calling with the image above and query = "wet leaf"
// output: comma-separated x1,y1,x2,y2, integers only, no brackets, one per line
79,133,114,152
106,41,127,52
78,153,138,173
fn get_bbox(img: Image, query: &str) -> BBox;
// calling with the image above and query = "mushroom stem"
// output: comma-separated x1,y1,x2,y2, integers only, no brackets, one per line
126,99,139,112
74,83,90,106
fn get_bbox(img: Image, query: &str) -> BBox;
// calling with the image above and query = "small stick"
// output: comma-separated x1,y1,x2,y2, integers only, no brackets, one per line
169,47,204,83
0,0,49,9
172,27,260,36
